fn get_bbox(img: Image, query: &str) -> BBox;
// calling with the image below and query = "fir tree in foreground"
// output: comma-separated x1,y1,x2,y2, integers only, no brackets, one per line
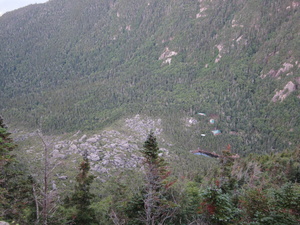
140,131,177,225
0,116,35,224
0,116,15,176
0,115,16,221
64,153,97,225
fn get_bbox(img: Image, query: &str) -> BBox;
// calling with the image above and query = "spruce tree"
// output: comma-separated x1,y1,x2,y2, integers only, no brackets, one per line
0,116,15,171
0,115,15,220
0,116,35,223
0,116,17,220
65,154,97,225
140,131,176,225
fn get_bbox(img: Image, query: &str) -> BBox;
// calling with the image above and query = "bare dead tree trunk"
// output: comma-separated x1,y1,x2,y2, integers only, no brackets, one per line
144,164,157,225
32,183,40,225
38,130,49,225
109,209,125,225
141,132,178,225
143,164,177,225
27,127,62,225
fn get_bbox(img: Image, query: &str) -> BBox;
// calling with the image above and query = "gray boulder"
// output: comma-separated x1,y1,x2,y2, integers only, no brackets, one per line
0,222,10,225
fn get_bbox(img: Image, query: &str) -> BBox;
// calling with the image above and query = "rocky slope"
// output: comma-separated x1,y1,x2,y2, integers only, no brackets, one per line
13,115,173,188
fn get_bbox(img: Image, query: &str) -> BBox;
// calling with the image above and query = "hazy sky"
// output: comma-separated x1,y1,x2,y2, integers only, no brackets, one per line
0,0,48,15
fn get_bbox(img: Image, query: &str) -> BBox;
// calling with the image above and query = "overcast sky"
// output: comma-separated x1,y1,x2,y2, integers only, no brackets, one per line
0,0,48,15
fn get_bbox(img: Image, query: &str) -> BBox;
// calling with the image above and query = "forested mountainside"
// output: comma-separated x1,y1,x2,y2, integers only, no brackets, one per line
1,1,300,223
0,0,300,156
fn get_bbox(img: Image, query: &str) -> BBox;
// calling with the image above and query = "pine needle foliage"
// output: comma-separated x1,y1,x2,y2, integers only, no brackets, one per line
64,155,97,225
140,131,177,225
0,116,15,167
0,116,35,223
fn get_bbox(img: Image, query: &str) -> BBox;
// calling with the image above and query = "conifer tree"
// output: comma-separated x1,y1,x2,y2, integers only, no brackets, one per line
140,131,176,225
65,153,97,225
0,115,15,220
0,115,15,172
0,116,35,223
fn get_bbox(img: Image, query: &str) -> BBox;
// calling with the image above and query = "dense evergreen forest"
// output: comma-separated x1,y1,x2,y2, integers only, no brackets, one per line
0,0,300,224
0,0,299,154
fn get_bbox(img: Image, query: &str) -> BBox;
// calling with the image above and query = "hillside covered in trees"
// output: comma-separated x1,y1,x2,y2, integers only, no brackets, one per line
0,0,299,155
0,0,300,224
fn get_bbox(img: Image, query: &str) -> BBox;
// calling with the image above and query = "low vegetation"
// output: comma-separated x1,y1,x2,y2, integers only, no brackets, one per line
1,118,299,224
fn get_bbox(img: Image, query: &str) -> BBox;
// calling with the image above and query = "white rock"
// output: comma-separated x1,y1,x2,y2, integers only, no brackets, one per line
58,176,68,180
272,81,296,102
52,150,65,158
87,137,98,143
70,144,77,151
88,153,100,161
79,134,87,142
159,47,178,60
0,222,10,225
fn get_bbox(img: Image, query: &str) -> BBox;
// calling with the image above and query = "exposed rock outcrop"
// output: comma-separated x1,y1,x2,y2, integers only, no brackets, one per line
272,81,297,102
215,44,223,63
184,117,198,127
261,62,294,78
159,47,178,64
16,115,170,180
